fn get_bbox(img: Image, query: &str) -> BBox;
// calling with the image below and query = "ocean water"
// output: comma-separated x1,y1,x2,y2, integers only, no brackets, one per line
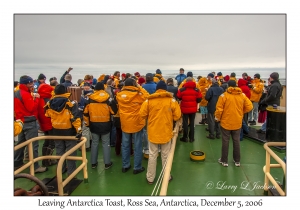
14,67,286,85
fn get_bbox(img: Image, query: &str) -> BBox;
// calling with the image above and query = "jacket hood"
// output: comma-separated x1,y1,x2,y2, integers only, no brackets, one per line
38,83,54,99
238,78,248,87
49,96,70,112
226,87,243,95
199,77,208,87
98,74,105,82
19,84,30,92
183,81,196,88
148,89,173,99
117,86,140,103
89,90,110,102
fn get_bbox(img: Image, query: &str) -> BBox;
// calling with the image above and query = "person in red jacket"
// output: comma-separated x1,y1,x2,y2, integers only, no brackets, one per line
177,77,202,142
37,83,57,167
238,78,251,99
238,78,251,123
14,75,47,173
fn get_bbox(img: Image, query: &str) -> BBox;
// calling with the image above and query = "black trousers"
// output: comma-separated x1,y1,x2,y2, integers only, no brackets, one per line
182,113,196,140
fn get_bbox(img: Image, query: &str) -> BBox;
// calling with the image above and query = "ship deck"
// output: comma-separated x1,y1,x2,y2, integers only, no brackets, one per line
14,113,286,196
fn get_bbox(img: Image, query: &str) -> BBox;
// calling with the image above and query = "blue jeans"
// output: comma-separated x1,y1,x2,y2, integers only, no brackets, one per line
248,102,259,121
240,120,249,140
55,139,77,175
91,132,111,165
122,129,143,170
14,120,40,170
262,119,267,131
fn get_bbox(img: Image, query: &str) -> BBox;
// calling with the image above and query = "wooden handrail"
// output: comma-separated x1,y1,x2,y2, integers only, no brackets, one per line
263,142,286,196
14,136,88,196
159,118,182,196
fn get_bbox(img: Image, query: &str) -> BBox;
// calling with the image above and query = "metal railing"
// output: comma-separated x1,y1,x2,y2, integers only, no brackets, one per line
14,136,88,196
263,142,286,196
158,118,182,196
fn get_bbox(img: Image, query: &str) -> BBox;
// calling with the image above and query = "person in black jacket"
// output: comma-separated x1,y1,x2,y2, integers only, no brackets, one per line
257,72,282,134
166,78,178,101
205,78,224,139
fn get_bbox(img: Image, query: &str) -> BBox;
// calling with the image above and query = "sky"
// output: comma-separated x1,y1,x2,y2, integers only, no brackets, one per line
14,14,286,80
2,0,299,209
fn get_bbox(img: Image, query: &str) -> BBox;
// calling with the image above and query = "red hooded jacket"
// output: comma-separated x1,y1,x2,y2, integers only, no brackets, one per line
238,79,251,99
14,84,39,122
177,81,202,114
37,84,54,131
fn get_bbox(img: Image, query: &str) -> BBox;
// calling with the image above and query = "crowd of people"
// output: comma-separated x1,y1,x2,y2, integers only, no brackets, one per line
14,67,283,182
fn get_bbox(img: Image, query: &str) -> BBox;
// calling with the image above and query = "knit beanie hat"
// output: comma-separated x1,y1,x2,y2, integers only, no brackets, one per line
254,73,261,79
38,73,46,80
187,72,193,77
228,80,237,87
156,80,167,91
230,72,236,77
19,76,33,84
207,73,214,78
124,78,135,86
146,73,154,82
156,69,162,74
270,72,279,80
94,82,104,90
134,72,140,77
54,84,67,95
223,75,230,82
138,77,146,85
217,72,222,76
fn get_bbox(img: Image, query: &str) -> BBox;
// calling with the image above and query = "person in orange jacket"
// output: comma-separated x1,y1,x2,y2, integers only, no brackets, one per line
139,81,181,184
116,78,149,174
215,80,253,167
248,73,264,125
198,77,209,125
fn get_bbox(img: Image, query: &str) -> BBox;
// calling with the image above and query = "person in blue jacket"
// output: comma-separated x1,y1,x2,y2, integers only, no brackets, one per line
175,68,187,86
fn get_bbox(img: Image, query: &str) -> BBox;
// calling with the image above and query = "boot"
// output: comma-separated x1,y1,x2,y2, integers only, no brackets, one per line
199,119,205,125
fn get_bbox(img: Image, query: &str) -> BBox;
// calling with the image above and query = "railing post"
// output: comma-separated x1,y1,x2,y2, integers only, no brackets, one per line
28,142,35,176
264,151,270,195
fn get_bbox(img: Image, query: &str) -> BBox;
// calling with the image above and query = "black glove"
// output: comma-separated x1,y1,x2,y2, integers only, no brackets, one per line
248,84,253,89
76,131,82,140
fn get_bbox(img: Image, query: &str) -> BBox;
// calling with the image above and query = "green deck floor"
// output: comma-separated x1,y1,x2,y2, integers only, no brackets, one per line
14,118,286,196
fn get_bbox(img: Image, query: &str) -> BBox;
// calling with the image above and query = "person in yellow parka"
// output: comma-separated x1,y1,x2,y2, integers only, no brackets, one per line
44,84,82,176
229,72,238,83
248,73,264,125
83,82,118,169
116,78,149,174
153,69,166,83
198,77,209,124
178,71,200,89
14,119,23,137
215,80,253,167
113,71,121,88
139,81,181,184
